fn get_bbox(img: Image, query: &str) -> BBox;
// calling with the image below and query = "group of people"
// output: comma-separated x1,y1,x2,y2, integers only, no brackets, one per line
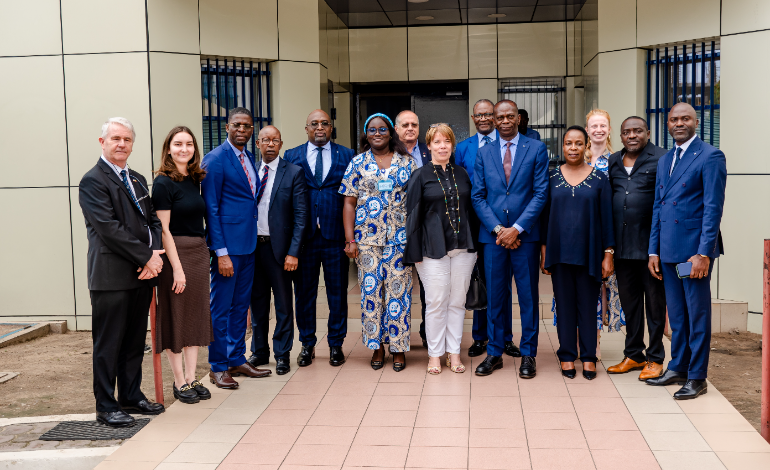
79,97,725,428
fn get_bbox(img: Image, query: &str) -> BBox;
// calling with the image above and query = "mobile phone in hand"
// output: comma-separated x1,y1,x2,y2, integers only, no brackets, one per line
676,262,692,279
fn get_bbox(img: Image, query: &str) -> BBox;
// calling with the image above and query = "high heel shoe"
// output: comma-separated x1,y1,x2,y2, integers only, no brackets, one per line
393,352,406,372
446,354,466,373
583,362,597,380
371,347,385,370
560,362,577,379
427,359,441,375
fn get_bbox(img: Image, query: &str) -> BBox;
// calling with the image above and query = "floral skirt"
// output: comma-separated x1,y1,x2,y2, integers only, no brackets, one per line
552,272,625,332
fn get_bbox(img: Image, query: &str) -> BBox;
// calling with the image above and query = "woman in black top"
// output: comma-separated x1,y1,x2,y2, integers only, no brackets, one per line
405,124,476,374
540,126,615,380
151,126,213,404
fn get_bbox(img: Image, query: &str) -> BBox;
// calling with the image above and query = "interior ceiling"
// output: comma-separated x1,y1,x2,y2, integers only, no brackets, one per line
325,0,588,28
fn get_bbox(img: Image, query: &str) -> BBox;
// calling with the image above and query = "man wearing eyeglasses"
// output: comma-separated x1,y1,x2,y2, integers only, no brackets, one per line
284,110,355,368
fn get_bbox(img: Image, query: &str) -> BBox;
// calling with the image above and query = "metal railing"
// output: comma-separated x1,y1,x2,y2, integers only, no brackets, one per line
201,58,271,155
646,42,720,150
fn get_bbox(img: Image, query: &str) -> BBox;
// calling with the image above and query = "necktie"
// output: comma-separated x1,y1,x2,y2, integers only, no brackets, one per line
314,147,324,186
239,153,255,195
256,166,269,204
120,170,143,214
503,142,512,184
482,135,492,147
670,147,683,175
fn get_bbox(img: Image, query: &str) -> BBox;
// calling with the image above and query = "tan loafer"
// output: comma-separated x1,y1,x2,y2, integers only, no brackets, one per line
606,357,646,374
638,361,663,380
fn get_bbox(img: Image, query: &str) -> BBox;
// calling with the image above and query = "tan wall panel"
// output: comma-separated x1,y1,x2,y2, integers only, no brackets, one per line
468,25,497,79
498,23,566,78
64,53,153,185
597,49,646,146
271,61,322,151
70,186,91,320
334,92,352,150
318,0,328,68
584,57,599,114
598,0,636,53
582,20,598,68
147,0,199,54
326,10,340,83
200,0,278,59
0,0,61,56
722,0,770,35
0,56,68,187
61,0,147,54
149,53,204,170
636,0,720,47
468,79,498,132
278,0,319,62
0,188,75,319
349,28,407,83
338,24,350,86
408,26,468,81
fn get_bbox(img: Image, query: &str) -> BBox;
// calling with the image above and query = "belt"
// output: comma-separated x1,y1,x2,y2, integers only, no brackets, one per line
257,235,271,243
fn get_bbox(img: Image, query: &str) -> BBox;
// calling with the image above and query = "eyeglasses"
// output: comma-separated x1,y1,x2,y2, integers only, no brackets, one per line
229,123,254,130
495,114,518,122
307,121,331,129
366,127,389,135
473,113,494,119
259,138,282,145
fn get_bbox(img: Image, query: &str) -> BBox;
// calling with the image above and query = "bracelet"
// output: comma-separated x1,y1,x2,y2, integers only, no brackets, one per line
345,241,356,244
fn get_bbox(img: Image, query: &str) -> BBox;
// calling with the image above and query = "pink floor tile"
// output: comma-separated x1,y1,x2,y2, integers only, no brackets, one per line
470,383,519,397
410,427,469,447
286,370,339,383
470,371,519,384
279,381,331,395
266,394,323,410
468,446,531,469
344,445,409,467
468,427,527,448
405,445,468,469
256,409,314,426
283,444,350,467
374,382,424,396
526,429,588,449
577,411,638,431
567,383,620,398
369,394,422,410
419,395,470,412
334,368,383,383
469,396,522,412
415,410,470,428
308,409,366,427
361,409,418,427
522,412,582,430
352,426,414,447
280,466,341,470
591,449,660,470
239,424,304,444
222,443,292,465
572,396,627,414
379,367,428,383
584,430,649,450
295,425,358,446
326,381,378,396
520,396,575,413
217,464,279,470
422,382,471,396
469,410,523,429
316,394,372,411
517,381,569,397
529,448,595,470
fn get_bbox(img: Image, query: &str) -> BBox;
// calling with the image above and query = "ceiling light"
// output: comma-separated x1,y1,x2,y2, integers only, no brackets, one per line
415,15,434,20
488,13,506,18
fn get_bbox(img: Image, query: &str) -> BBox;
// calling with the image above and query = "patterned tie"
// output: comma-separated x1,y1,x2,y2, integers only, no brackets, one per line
503,142,513,184
239,153,255,195
314,147,324,186
119,170,143,214
670,147,683,175
482,135,493,147
256,165,269,204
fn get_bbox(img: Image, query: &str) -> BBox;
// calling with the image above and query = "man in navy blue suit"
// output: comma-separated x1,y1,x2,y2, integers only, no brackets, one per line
454,99,505,358
201,108,271,389
285,110,355,368
646,103,726,400
471,100,549,378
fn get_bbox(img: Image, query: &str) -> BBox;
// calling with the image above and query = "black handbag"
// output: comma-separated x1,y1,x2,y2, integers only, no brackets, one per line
465,265,487,311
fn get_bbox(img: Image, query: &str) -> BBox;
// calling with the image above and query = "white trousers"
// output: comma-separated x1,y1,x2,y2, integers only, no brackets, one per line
416,249,477,357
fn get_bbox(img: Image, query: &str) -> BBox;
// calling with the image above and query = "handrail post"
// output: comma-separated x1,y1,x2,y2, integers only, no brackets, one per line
149,287,164,406
762,240,770,443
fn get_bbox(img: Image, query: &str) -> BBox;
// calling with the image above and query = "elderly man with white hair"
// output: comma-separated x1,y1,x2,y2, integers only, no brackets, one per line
79,117,166,427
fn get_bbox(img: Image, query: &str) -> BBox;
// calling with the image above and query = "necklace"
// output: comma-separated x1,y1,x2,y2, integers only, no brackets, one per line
432,163,461,234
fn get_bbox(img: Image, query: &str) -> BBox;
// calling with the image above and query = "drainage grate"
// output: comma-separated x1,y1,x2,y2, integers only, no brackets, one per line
39,419,150,441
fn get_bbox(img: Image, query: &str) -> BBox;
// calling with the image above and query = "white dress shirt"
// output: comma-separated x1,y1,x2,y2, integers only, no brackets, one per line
100,155,152,247
307,141,332,182
670,134,698,174
257,157,280,236
477,129,498,148
496,134,524,234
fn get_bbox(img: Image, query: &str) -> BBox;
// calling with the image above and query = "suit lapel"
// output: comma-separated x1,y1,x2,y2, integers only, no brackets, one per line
225,143,255,196
664,137,702,195
99,159,144,215
508,136,528,189
629,144,654,175
487,141,507,188
269,158,287,210
297,143,317,189
323,143,340,187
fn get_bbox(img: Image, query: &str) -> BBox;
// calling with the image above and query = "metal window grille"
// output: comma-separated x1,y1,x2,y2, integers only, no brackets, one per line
499,78,566,161
646,41,720,150
201,58,271,155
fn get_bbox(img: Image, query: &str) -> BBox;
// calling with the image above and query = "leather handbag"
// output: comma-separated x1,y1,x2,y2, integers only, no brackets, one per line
465,265,487,311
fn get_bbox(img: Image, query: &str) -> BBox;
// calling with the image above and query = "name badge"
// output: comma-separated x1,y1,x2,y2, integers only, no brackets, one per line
378,179,394,192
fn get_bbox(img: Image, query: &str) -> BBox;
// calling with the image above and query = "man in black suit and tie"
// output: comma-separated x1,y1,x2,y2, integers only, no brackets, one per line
250,126,309,375
79,117,165,427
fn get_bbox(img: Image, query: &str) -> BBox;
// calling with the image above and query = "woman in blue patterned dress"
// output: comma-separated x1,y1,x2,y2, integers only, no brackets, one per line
340,114,417,372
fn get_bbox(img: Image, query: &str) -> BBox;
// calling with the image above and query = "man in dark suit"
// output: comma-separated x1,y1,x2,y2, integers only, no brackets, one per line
250,126,309,375
606,117,668,381
201,108,271,390
79,117,165,427
285,110,354,367
455,99,504,358
471,100,549,378
646,103,727,400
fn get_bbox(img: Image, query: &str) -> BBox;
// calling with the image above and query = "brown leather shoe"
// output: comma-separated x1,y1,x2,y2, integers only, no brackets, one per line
606,357,646,374
209,370,239,389
229,362,272,378
638,361,663,380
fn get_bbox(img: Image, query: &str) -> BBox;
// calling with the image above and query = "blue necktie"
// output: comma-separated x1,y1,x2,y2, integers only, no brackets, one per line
314,147,324,186
120,170,143,214
670,147,683,175
482,135,492,147
256,166,269,204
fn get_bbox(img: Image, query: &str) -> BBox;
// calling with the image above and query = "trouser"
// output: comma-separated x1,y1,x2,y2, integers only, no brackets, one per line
209,253,255,372
294,231,349,348
416,249,477,357
357,244,413,352
662,260,714,380
551,263,601,363
615,259,667,364
90,286,152,412
251,239,295,361
418,276,427,341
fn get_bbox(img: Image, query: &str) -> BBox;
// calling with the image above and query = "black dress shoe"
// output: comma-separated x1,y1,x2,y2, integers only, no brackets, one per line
561,367,577,379
645,368,687,386
392,353,406,372
475,355,503,376
121,399,165,415
673,379,708,400
276,358,291,375
247,354,269,367
468,340,487,357
329,346,346,366
297,346,315,367
519,356,536,379
190,379,211,400
582,363,597,381
371,347,385,370
173,383,200,404
504,341,522,358
96,411,135,428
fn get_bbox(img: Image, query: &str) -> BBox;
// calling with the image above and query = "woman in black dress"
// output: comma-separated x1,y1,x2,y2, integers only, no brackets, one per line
540,126,615,380
152,126,213,404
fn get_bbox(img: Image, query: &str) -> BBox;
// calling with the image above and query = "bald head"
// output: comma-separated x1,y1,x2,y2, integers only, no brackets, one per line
257,125,282,163
493,100,520,139
305,109,333,146
668,102,699,144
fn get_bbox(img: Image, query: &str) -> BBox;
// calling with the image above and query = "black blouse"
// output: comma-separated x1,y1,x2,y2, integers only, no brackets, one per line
404,163,475,264
151,174,206,238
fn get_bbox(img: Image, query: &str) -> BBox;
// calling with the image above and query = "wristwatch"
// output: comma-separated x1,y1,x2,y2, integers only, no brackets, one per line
604,248,615,255
493,225,504,236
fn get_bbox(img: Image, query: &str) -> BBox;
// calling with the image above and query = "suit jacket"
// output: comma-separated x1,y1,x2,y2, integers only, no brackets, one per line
201,141,260,256
648,136,726,263
608,142,668,260
455,133,497,182
471,134,550,244
284,141,355,241
261,157,309,264
79,158,162,291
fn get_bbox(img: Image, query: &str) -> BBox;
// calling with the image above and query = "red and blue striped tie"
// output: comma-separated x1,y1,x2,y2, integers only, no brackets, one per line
256,166,269,204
